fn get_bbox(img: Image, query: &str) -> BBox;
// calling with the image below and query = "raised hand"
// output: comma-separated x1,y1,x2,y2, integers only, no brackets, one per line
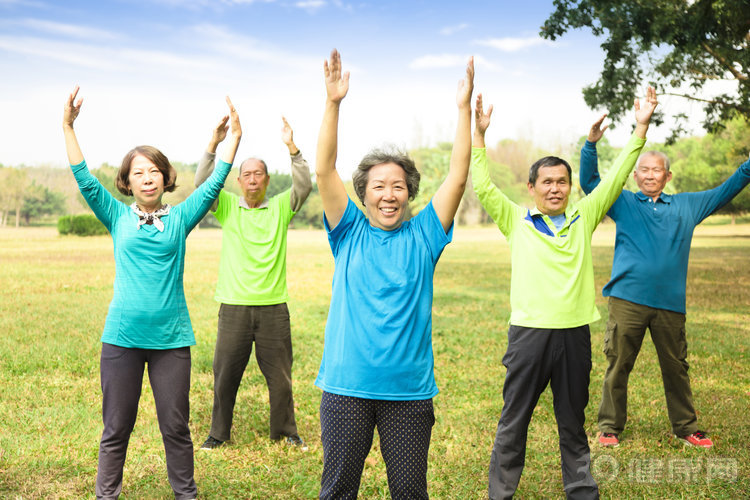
324,49,349,104
207,114,229,154
634,86,658,125
281,116,294,146
474,93,493,137
457,56,474,109
220,96,241,165
587,113,608,143
63,85,83,129
226,96,241,140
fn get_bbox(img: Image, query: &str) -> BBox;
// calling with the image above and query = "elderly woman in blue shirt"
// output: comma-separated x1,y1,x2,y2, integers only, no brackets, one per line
63,86,241,500
313,49,475,499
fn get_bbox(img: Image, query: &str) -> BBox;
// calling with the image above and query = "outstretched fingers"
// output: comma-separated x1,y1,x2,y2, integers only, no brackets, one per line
457,56,474,106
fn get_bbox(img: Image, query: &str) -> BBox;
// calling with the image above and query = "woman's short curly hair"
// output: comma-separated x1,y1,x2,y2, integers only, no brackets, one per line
116,145,177,196
351,146,420,205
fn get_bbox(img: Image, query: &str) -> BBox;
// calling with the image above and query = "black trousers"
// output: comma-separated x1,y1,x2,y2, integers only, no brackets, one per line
319,392,434,500
96,343,196,500
209,303,298,441
488,325,598,500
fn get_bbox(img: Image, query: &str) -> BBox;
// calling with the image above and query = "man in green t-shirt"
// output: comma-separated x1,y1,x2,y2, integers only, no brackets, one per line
471,90,656,499
195,116,312,451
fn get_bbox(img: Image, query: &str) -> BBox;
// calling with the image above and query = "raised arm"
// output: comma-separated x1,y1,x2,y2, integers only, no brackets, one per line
315,49,350,229
432,57,474,232
220,96,241,166
195,113,229,187
63,86,84,165
283,116,313,212
579,113,608,194
580,88,657,224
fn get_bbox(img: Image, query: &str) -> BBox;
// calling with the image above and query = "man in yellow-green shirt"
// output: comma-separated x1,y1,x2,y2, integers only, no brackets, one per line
471,89,656,500
195,117,312,451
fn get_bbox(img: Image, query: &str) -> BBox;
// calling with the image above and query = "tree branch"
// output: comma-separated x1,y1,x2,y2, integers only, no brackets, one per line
701,41,748,81
662,92,750,114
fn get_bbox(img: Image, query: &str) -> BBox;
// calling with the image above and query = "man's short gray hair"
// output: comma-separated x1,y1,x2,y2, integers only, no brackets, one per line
637,150,670,171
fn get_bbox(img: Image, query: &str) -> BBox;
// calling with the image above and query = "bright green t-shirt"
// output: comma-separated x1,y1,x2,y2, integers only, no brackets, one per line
213,189,295,305
471,133,646,329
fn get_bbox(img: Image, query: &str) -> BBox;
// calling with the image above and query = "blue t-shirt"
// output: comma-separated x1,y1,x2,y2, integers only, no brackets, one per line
71,159,231,349
315,198,453,400
580,140,750,313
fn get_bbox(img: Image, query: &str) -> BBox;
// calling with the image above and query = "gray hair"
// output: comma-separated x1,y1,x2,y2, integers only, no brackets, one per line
352,146,420,205
637,151,670,171
239,157,268,176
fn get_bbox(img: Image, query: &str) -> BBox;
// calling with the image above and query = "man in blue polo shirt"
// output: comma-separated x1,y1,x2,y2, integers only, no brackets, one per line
580,117,750,449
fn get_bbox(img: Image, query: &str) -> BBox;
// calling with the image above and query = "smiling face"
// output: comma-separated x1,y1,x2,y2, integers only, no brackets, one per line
238,159,269,208
528,164,571,216
364,162,410,231
634,153,671,200
128,154,165,212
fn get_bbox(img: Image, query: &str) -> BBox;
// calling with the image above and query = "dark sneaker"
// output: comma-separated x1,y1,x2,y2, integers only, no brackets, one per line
598,432,619,447
200,436,225,450
677,430,713,448
285,434,309,452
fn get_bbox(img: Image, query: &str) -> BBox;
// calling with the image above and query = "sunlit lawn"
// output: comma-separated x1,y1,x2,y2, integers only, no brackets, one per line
0,222,748,499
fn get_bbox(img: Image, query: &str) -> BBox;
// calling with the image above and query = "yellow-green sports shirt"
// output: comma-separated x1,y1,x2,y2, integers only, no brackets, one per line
471,133,645,329
213,189,296,305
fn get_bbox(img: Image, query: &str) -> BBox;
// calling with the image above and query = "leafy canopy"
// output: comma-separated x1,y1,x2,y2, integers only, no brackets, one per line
541,0,750,142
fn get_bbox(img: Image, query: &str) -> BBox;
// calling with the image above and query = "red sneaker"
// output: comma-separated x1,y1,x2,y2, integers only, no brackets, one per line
677,430,713,448
598,432,619,447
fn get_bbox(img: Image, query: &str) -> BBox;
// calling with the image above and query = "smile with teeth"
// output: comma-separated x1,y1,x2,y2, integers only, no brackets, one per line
380,206,398,215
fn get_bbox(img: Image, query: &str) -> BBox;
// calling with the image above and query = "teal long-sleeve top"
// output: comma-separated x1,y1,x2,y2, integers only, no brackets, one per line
71,158,232,348
580,141,750,314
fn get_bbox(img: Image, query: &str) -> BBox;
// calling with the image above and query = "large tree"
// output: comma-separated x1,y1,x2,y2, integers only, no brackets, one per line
541,0,750,142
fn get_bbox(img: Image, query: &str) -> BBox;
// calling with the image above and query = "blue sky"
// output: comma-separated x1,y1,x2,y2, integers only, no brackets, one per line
0,0,690,174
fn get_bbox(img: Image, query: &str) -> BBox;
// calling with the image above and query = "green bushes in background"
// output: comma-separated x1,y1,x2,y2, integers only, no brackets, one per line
57,214,108,236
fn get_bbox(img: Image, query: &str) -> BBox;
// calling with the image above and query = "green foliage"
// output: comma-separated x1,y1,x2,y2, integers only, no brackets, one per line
541,0,750,142
57,214,108,236
21,182,67,224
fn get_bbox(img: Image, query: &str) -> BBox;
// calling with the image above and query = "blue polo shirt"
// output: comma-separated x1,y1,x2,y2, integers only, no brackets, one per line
580,141,750,313
315,198,452,400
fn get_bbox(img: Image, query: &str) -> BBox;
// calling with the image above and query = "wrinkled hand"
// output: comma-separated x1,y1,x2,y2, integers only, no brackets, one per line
474,93,493,136
212,115,229,146
226,96,241,139
457,56,474,108
634,86,658,125
587,113,608,143
64,85,83,128
324,49,349,104
281,116,294,145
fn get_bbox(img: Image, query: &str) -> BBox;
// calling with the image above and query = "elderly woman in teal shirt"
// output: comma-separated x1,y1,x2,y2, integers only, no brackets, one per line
63,86,241,500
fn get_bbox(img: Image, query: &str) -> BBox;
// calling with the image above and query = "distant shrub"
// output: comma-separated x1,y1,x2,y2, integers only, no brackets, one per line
57,215,108,236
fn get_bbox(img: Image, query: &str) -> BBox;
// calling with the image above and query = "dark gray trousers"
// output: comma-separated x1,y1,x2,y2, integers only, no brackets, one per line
209,303,298,441
96,343,196,500
488,325,598,500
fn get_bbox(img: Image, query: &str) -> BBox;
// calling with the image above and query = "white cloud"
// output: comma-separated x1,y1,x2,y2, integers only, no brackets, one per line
295,0,325,11
440,23,468,36
12,18,118,40
475,36,553,52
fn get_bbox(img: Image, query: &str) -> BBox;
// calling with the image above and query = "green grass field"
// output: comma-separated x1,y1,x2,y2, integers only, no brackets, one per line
0,223,748,499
